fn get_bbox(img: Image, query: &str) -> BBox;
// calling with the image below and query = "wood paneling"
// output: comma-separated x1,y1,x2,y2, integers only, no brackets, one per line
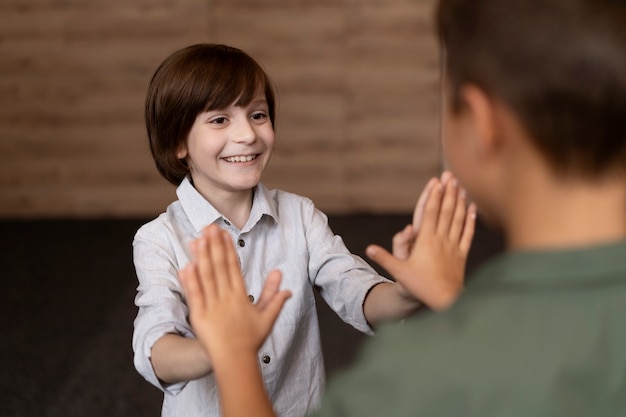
0,0,441,218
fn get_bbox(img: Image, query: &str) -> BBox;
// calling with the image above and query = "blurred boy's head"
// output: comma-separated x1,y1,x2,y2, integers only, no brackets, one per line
436,0,626,223
145,44,276,186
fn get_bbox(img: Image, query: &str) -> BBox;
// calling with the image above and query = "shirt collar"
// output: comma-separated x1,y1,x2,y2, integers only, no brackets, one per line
470,239,626,289
176,176,278,233
244,182,279,232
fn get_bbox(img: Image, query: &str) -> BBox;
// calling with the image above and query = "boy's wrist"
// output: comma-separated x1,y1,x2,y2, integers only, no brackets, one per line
393,281,420,304
211,348,260,380
429,284,463,311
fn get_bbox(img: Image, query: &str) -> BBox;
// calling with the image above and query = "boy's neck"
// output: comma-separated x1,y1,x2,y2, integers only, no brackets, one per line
196,185,254,230
504,168,626,251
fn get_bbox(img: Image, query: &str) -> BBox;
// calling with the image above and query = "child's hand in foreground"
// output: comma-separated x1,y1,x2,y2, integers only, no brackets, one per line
391,171,455,260
367,172,476,311
179,225,292,361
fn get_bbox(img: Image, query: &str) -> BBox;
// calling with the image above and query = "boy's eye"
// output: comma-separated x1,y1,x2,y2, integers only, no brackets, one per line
251,112,267,120
210,117,228,124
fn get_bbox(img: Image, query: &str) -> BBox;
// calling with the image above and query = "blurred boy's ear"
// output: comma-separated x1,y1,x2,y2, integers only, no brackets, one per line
459,84,501,157
176,144,188,159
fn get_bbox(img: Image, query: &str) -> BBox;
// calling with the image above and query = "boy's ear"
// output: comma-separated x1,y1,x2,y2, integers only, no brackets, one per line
176,144,188,159
459,84,500,155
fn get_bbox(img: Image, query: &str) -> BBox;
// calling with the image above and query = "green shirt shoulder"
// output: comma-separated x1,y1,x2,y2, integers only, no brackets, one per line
312,241,626,417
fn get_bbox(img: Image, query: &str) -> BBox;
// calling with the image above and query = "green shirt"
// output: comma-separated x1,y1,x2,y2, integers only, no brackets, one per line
312,240,626,417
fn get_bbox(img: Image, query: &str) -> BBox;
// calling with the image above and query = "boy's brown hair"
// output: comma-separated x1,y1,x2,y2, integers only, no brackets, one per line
437,0,626,177
145,44,277,185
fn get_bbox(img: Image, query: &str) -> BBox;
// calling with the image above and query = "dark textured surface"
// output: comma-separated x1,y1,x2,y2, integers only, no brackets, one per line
0,215,503,417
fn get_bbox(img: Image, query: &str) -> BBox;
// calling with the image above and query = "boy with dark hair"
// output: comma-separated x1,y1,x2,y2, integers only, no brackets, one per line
133,43,474,417
179,0,626,415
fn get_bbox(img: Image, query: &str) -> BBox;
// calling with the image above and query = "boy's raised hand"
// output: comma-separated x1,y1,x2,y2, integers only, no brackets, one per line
391,174,446,260
179,224,292,362
367,172,476,311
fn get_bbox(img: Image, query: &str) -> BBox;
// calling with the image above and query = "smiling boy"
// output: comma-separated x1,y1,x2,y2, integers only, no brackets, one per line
132,44,475,417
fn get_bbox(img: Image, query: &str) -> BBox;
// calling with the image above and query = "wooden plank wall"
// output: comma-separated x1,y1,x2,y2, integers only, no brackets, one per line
0,0,442,218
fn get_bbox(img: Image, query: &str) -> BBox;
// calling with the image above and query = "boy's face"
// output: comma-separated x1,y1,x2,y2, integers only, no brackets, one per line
440,82,500,226
177,92,274,198
441,93,474,197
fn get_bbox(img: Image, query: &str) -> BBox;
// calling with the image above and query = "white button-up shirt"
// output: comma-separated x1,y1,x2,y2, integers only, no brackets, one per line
132,177,390,417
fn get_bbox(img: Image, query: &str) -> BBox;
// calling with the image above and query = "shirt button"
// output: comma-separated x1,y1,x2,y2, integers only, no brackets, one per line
238,239,245,247
248,294,254,303
224,219,231,226
262,355,271,364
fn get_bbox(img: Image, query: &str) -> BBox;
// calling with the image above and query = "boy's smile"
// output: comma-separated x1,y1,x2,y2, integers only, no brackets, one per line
222,154,259,163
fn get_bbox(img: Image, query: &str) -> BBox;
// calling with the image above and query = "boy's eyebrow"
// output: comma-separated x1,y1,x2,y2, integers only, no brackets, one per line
248,98,268,106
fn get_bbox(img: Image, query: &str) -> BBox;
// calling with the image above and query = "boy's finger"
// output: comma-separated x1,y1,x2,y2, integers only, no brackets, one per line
196,237,218,297
391,224,412,244
437,177,459,236
448,186,468,240
419,179,444,237
189,239,199,263
220,229,246,293
179,264,206,313
260,290,292,334
366,244,406,283
188,240,212,298
392,224,413,260
440,170,453,184
459,203,477,254
205,225,232,294
256,270,282,311
412,178,437,233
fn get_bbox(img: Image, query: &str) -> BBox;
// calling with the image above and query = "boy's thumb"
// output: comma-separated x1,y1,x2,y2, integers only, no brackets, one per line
366,245,403,278
262,290,292,328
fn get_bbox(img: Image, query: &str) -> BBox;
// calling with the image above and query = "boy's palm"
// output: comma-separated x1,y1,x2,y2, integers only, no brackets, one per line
369,175,476,311
179,226,291,361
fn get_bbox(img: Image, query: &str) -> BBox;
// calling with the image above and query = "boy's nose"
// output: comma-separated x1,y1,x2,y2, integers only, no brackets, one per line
233,119,256,144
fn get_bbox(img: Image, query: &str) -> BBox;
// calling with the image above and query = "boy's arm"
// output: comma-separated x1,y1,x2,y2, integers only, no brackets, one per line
364,173,476,318
150,334,212,383
179,225,291,417
133,230,216,388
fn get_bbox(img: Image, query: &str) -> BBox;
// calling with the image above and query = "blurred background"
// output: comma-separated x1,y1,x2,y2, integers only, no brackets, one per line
2,1,505,417
1,0,441,218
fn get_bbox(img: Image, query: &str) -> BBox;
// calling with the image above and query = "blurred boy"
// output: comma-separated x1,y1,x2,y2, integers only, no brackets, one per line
180,0,626,415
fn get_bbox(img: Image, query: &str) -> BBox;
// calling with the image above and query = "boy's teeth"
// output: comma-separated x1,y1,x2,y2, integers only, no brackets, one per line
225,155,257,163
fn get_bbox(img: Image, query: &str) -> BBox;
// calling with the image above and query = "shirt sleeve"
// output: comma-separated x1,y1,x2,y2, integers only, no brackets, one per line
131,223,195,395
303,202,391,335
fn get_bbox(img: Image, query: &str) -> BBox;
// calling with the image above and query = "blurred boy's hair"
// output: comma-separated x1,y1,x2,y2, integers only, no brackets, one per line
437,0,626,177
